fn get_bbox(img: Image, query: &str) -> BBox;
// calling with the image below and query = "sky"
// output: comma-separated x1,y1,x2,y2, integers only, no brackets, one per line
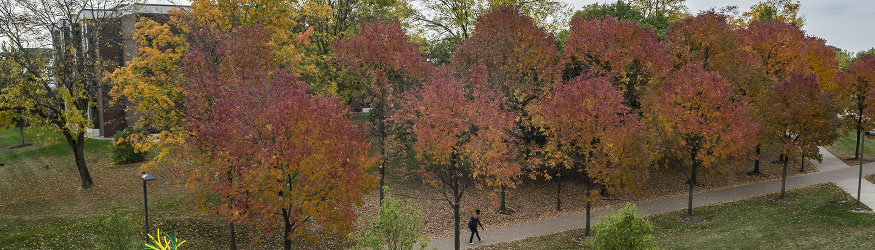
566,0,875,53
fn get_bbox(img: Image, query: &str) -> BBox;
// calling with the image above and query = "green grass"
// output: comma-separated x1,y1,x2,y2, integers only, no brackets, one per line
867,174,875,185
825,131,875,164
0,127,111,161
476,184,875,250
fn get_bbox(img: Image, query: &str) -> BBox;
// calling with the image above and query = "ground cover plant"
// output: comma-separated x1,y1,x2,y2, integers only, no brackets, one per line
474,184,875,250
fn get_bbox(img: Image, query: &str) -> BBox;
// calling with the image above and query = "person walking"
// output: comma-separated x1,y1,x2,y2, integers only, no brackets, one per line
468,209,484,245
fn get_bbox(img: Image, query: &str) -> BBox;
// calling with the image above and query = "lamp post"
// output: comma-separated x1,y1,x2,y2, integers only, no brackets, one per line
857,131,875,211
141,171,155,241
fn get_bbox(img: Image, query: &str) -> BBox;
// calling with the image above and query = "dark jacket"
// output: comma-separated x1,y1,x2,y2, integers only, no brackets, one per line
468,216,482,230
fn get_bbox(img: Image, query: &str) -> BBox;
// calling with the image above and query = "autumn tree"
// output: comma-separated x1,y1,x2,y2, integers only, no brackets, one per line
664,11,773,175
652,64,758,216
534,76,648,236
109,0,317,162
393,67,520,250
764,73,839,198
451,6,562,213
665,12,744,75
562,15,670,111
295,0,418,99
108,18,186,152
334,19,432,204
841,55,875,160
0,0,136,189
739,21,839,89
738,20,839,173
183,27,374,250
413,0,571,63
110,2,316,247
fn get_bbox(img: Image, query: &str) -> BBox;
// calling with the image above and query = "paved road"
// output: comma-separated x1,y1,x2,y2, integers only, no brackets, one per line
429,150,875,250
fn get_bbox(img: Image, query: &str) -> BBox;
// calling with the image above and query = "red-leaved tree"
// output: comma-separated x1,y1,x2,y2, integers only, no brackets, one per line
764,73,839,198
393,67,521,250
334,19,432,204
182,27,375,250
562,15,670,111
534,76,648,236
738,20,840,172
450,6,563,213
652,64,758,216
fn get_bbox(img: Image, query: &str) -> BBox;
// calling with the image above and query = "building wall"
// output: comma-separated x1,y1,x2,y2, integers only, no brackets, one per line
95,16,127,137
93,10,175,137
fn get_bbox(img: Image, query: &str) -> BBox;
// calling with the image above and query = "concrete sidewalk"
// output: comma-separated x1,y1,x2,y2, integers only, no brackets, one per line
835,177,875,209
429,150,875,250
813,146,848,172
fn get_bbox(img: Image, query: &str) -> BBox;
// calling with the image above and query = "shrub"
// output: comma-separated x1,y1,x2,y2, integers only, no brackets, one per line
111,126,148,163
93,203,138,250
349,187,432,250
587,204,656,250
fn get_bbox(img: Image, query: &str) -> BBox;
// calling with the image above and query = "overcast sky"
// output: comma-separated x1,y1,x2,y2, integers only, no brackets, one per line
566,0,875,53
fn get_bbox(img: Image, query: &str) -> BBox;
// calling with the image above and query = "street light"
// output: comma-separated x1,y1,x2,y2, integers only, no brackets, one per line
141,171,156,241
857,131,875,211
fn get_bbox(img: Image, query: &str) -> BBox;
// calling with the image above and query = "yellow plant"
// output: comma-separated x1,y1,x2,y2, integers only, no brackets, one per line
145,228,186,250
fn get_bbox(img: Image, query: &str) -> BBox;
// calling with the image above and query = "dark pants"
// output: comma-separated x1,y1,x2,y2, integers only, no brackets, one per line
469,228,480,243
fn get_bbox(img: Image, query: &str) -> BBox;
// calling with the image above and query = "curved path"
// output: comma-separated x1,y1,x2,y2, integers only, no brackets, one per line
429,149,875,250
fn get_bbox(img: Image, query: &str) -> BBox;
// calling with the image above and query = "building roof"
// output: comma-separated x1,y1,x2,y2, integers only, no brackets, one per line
78,3,190,20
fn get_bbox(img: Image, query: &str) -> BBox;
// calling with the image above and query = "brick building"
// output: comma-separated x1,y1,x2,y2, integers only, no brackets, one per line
73,3,187,137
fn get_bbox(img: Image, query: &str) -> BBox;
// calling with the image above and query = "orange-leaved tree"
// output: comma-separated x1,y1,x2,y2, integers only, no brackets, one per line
534,76,649,236
182,26,375,250
450,6,562,214
334,19,432,204
653,64,758,216
393,67,520,250
763,73,839,198
738,20,839,173
665,11,748,80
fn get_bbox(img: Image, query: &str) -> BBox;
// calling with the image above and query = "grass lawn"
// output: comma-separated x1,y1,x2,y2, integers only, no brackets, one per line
475,183,875,250
0,128,343,249
824,131,875,165
0,127,111,161
867,174,875,184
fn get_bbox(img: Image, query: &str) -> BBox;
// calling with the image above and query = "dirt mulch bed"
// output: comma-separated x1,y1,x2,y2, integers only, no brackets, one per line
353,148,816,238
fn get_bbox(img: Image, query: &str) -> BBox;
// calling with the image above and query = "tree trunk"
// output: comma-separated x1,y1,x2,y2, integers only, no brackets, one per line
18,124,25,146
228,223,237,250
70,132,93,189
453,202,460,250
688,162,698,216
499,185,507,214
780,152,788,199
799,154,805,172
751,144,761,174
282,209,292,250
585,201,591,236
379,159,385,205
556,173,562,211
